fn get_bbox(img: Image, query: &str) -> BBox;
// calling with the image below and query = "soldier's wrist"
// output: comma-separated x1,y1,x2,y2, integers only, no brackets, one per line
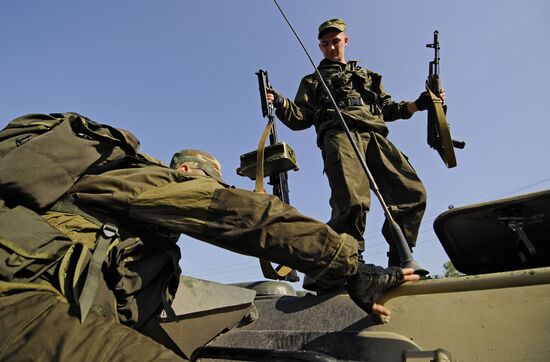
273,95,287,109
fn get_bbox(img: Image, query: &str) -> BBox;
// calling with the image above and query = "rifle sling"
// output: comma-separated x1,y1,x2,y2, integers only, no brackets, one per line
255,121,274,193
259,259,293,280
78,223,117,323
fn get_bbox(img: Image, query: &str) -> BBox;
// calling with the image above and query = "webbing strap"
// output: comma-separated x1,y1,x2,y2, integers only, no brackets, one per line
259,260,293,280
79,223,117,323
50,194,103,226
254,121,274,193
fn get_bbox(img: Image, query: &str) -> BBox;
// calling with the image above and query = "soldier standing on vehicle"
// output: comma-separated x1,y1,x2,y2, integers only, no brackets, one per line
0,114,419,361
268,18,444,266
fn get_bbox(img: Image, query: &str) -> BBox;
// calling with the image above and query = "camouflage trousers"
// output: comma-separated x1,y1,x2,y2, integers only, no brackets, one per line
0,287,185,361
321,129,427,262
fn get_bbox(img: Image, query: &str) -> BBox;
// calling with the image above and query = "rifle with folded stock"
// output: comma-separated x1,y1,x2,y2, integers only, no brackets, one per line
256,69,290,204
235,69,298,281
426,30,465,168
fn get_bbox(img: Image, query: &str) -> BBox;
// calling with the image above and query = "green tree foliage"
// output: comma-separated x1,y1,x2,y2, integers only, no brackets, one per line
443,261,463,278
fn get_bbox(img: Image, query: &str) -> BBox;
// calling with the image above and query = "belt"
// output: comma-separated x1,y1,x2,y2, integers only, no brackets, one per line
337,97,364,108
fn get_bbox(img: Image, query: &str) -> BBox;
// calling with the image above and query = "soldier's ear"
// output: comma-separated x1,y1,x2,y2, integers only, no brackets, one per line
177,163,190,173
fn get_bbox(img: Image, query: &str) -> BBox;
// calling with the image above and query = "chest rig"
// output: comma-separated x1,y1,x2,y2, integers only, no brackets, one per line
315,60,382,115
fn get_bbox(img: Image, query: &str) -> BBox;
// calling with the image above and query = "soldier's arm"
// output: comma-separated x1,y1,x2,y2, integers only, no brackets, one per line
70,168,417,316
271,78,316,131
375,77,414,122
128,176,359,289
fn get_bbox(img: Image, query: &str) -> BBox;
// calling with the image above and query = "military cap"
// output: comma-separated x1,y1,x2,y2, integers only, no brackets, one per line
170,149,224,183
318,18,346,39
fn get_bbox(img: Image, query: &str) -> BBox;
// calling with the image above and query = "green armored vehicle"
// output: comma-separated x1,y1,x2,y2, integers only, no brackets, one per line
144,189,550,361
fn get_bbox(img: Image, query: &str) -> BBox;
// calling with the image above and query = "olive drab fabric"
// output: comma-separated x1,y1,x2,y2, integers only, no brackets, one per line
321,129,426,253
0,112,165,326
41,206,181,328
0,111,142,303
275,59,426,257
0,118,362,360
276,59,413,146
0,168,360,361
0,200,71,283
0,110,185,359
0,113,62,158
0,112,181,328
318,18,347,38
0,112,140,209
70,166,359,287
0,290,183,361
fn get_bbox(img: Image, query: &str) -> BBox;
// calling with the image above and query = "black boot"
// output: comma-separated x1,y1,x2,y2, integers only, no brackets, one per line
387,247,401,267
387,245,414,268
303,274,346,295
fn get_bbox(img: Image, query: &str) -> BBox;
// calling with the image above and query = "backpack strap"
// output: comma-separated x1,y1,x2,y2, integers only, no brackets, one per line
50,194,119,322
50,194,179,323
78,222,118,323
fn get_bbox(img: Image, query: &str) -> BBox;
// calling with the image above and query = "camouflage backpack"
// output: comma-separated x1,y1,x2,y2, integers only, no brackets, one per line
0,113,180,324
0,112,140,210
0,112,141,282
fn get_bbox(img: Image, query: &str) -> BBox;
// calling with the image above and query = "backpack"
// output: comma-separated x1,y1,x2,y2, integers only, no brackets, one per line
0,113,167,322
0,112,140,210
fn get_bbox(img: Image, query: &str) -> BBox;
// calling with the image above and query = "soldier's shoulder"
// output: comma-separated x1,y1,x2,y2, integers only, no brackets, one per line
137,152,168,167
302,71,317,82
351,61,378,77
359,66,382,83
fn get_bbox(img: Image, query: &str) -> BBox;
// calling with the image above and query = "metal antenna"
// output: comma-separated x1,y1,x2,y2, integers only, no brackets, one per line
272,0,428,275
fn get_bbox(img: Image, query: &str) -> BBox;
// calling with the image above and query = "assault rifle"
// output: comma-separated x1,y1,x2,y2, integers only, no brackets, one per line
255,70,296,281
256,69,290,204
426,30,465,168
235,69,299,281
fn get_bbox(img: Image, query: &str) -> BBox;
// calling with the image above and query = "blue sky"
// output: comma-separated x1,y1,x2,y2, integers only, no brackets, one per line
1,1,549,284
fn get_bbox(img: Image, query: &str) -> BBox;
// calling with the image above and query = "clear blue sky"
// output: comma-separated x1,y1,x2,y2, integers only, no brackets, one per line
1,1,549,284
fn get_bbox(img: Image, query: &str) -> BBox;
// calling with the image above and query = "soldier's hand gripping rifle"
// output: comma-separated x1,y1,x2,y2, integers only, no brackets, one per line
425,30,465,168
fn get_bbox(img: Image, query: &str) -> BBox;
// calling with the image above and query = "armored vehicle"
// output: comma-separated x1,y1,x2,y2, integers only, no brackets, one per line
143,189,550,361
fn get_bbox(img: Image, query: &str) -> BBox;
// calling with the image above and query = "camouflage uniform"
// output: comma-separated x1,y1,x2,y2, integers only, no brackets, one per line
0,155,358,360
276,58,427,261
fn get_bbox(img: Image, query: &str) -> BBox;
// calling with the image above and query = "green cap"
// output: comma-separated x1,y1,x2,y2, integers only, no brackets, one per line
318,18,346,39
170,149,224,182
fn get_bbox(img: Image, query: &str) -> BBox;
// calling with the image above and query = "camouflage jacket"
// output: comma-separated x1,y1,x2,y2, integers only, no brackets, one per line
67,164,358,288
276,59,413,145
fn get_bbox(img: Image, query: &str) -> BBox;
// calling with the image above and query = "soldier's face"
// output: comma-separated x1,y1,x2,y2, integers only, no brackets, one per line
319,31,348,63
